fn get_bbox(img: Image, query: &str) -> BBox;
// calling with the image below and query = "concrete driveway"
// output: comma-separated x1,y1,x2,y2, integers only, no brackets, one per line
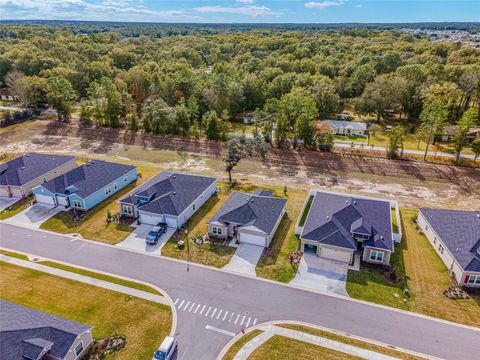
0,197,21,211
290,253,348,296
3,203,63,229
116,224,176,255
223,243,263,276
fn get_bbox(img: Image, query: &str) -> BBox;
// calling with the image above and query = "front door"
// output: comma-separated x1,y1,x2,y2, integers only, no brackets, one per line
304,243,317,254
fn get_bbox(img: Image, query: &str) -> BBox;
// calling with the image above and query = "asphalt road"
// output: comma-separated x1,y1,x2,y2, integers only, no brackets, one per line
1,223,479,360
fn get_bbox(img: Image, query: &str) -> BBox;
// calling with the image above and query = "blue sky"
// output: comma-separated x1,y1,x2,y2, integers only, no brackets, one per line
1,1,479,23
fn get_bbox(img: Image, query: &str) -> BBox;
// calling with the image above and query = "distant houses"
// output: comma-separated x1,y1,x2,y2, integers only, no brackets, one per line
316,120,367,137
0,87,18,101
440,125,479,143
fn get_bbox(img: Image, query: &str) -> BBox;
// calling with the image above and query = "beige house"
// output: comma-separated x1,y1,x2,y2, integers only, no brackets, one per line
418,208,480,287
208,190,286,248
0,153,77,198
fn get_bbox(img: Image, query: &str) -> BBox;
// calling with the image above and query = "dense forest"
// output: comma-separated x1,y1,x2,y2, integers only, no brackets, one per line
1,23,479,160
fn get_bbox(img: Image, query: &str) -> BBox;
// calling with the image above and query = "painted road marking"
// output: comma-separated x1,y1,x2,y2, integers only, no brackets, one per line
223,311,229,321
205,306,212,317
174,298,179,305
246,317,251,327
216,309,223,319
178,300,185,309
200,305,206,315
205,325,236,337
188,302,196,312
229,313,234,323
211,308,217,318
183,301,191,310
240,315,246,326
194,304,201,314
234,314,240,325
253,318,258,326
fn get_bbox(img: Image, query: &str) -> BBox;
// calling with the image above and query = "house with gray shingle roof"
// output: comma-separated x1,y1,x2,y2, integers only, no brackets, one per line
318,120,367,137
208,190,286,248
32,160,137,210
0,153,77,198
297,190,399,266
119,171,217,228
0,300,93,360
418,208,480,287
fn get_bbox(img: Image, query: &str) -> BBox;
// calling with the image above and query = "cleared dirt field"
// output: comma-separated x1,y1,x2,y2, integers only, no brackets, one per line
1,120,479,210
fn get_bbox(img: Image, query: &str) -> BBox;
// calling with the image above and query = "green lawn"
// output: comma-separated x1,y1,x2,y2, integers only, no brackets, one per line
222,330,263,360
347,209,480,327
391,208,399,233
298,195,313,226
40,169,157,244
0,262,172,360
333,135,368,144
0,196,34,220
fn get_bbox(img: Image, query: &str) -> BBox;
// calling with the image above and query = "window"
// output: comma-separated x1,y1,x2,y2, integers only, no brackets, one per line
74,341,84,357
433,237,437,244
438,244,444,254
122,205,133,215
467,275,480,285
104,186,112,195
193,204,196,211
72,200,82,208
212,227,222,235
123,176,128,182
42,177,46,183
425,225,429,231
113,183,118,190
370,250,384,262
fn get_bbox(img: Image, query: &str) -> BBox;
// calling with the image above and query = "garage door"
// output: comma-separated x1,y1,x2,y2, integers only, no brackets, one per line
57,196,69,206
239,232,267,247
10,187,23,198
320,247,351,263
139,212,164,226
35,194,56,205
0,186,10,197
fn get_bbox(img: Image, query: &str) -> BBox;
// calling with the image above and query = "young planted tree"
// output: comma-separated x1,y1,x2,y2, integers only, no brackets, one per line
471,134,480,163
316,133,334,152
224,137,243,183
386,125,406,159
419,100,448,161
205,111,221,140
453,108,478,164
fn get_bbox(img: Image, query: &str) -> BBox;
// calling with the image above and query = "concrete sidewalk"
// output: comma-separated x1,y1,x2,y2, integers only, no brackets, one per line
0,254,168,305
233,324,399,360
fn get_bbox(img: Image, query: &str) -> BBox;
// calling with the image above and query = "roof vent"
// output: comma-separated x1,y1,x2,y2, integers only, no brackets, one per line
173,191,176,195
172,174,176,179
21,166,25,170
353,201,357,205
25,153,30,157
326,215,329,219
91,160,95,164
251,198,254,203
86,163,90,166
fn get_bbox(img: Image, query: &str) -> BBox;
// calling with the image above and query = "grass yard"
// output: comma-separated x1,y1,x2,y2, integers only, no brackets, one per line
333,135,368,144
298,195,313,226
40,167,157,244
347,209,480,326
0,196,34,220
278,325,423,360
249,335,358,360
391,208,399,233
222,330,263,360
0,262,172,360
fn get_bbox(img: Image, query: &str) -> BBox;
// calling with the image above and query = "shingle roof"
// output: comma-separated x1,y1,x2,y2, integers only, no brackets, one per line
0,153,75,187
301,192,393,251
322,120,367,131
0,300,91,360
41,160,135,198
209,191,286,235
419,208,480,272
120,171,216,216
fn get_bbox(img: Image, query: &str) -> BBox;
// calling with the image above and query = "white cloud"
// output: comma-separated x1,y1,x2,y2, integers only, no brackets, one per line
0,0,201,21
356,4,362,8
304,1,344,9
195,5,278,17
236,0,255,4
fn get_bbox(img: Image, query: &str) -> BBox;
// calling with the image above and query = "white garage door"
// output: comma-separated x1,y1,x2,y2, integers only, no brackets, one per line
35,194,55,205
320,247,351,263
165,216,178,228
139,212,164,226
0,186,10,197
57,196,69,206
10,187,23,198
239,232,267,247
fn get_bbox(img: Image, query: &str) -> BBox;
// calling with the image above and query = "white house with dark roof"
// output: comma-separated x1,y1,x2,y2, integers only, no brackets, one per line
208,190,286,248
418,208,480,287
296,190,401,266
0,153,77,198
119,171,217,228
318,120,367,137
0,300,93,360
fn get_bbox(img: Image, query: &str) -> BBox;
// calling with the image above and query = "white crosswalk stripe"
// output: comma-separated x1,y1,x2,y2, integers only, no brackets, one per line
174,298,257,328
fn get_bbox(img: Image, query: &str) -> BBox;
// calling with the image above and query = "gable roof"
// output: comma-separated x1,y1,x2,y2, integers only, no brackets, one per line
209,191,286,235
40,160,135,198
0,300,91,360
322,120,367,131
301,191,393,251
120,171,216,216
0,153,75,187
419,208,480,272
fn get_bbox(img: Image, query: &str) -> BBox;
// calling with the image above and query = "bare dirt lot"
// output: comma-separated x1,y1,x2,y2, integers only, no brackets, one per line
1,120,479,210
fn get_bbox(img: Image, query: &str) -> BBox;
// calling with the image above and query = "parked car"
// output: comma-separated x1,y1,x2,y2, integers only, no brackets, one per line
153,336,177,360
145,223,167,245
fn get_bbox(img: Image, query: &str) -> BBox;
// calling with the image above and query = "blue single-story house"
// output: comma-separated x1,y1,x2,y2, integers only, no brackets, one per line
32,160,137,211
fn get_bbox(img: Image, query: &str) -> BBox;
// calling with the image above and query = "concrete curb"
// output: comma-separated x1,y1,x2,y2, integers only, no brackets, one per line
216,320,444,360
0,246,178,338
2,221,480,334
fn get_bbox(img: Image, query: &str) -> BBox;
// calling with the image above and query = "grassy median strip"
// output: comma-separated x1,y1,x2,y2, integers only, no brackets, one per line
0,250,30,260
222,330,263,360
0,262,172,360
249,335,359,360
39,260,162,295
278,324,424,360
